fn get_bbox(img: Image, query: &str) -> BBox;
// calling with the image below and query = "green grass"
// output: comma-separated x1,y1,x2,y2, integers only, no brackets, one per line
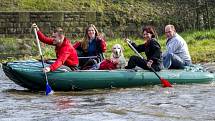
0,0,115,12
1,29,215,63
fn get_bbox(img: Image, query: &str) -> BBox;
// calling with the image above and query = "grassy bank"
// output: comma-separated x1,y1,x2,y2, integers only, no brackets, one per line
0,29,215,63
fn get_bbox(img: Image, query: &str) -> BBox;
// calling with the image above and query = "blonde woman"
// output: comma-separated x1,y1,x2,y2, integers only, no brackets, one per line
73,24,107,68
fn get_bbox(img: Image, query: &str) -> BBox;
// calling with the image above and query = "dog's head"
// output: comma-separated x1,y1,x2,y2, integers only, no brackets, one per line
112,44,124,58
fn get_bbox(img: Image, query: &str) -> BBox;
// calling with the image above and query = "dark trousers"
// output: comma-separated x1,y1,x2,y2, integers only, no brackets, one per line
163,53,192,69
125,55,161,71
45,60,78,71
79,58,98,70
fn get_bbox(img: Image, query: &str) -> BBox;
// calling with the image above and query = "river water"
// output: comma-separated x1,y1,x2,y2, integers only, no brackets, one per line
0,67,215,121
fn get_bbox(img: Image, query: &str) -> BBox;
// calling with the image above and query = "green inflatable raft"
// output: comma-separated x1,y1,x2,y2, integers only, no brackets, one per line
2,60,215,91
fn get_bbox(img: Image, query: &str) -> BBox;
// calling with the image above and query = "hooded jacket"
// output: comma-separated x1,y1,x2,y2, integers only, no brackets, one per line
37,31,79,71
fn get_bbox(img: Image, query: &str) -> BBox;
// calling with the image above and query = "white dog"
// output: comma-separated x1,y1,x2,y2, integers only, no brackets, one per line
110,44,126,69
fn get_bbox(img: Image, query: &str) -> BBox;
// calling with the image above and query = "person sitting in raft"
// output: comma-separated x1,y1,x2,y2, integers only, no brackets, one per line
73,24,107,69
163,24,192,69
124,26,163,71
32,23,79,72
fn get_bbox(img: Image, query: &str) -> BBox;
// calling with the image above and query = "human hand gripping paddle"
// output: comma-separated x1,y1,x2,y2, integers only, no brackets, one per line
33,27,54,95
125,39,172,87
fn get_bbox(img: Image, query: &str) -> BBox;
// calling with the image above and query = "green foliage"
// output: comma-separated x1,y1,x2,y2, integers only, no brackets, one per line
182,29,215,63
0,38,17,53
4,0,105,11
41,45,55,59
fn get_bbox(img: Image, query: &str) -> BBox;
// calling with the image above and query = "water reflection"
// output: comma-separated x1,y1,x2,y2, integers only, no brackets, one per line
55,97,76,110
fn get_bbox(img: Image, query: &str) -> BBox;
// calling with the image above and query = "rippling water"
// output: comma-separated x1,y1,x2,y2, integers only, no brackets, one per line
0,67,215,121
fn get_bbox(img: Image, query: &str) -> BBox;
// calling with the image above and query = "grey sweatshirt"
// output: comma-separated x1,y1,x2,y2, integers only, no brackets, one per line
163,33,191,62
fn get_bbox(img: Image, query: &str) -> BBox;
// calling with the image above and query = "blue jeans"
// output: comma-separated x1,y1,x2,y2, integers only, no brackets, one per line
163,53,191,69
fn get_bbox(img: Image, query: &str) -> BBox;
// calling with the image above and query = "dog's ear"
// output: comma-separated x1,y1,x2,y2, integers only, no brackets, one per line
111,45,115,52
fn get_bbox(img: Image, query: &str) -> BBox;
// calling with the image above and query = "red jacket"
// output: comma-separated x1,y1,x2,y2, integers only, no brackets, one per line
37,31,79,71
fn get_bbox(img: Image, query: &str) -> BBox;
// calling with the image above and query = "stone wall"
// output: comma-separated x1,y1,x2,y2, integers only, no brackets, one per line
0,11,140,39
0,11,140,59
0,11,106,39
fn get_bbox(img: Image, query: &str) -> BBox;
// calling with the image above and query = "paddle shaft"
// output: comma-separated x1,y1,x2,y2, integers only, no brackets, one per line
126,40,161,80
78,56,98,59
33,28,49,84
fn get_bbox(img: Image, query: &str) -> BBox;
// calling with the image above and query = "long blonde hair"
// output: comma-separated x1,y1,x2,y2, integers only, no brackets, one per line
81,24,100,52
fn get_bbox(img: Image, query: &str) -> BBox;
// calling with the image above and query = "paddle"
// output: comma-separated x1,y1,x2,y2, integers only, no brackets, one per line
125,39,172,87
33,28,54,95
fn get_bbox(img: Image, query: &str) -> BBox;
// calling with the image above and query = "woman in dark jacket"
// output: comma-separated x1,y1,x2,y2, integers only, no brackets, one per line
125,26,162,71
73,24,107,68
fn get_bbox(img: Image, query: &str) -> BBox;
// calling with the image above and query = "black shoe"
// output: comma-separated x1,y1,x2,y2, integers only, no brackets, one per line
125,66,130,69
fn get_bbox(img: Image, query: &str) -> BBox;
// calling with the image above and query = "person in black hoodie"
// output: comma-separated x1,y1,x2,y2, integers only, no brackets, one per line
125,26,162,71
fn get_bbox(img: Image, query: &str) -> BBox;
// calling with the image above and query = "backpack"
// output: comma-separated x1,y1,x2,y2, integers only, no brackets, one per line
99,59,117,70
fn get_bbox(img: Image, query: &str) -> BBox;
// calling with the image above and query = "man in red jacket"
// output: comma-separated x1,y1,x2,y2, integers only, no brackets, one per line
32,23,79,72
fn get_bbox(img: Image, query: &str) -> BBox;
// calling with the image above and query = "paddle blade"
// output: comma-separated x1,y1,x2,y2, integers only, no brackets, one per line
46,83,54,96
161,78,172,87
